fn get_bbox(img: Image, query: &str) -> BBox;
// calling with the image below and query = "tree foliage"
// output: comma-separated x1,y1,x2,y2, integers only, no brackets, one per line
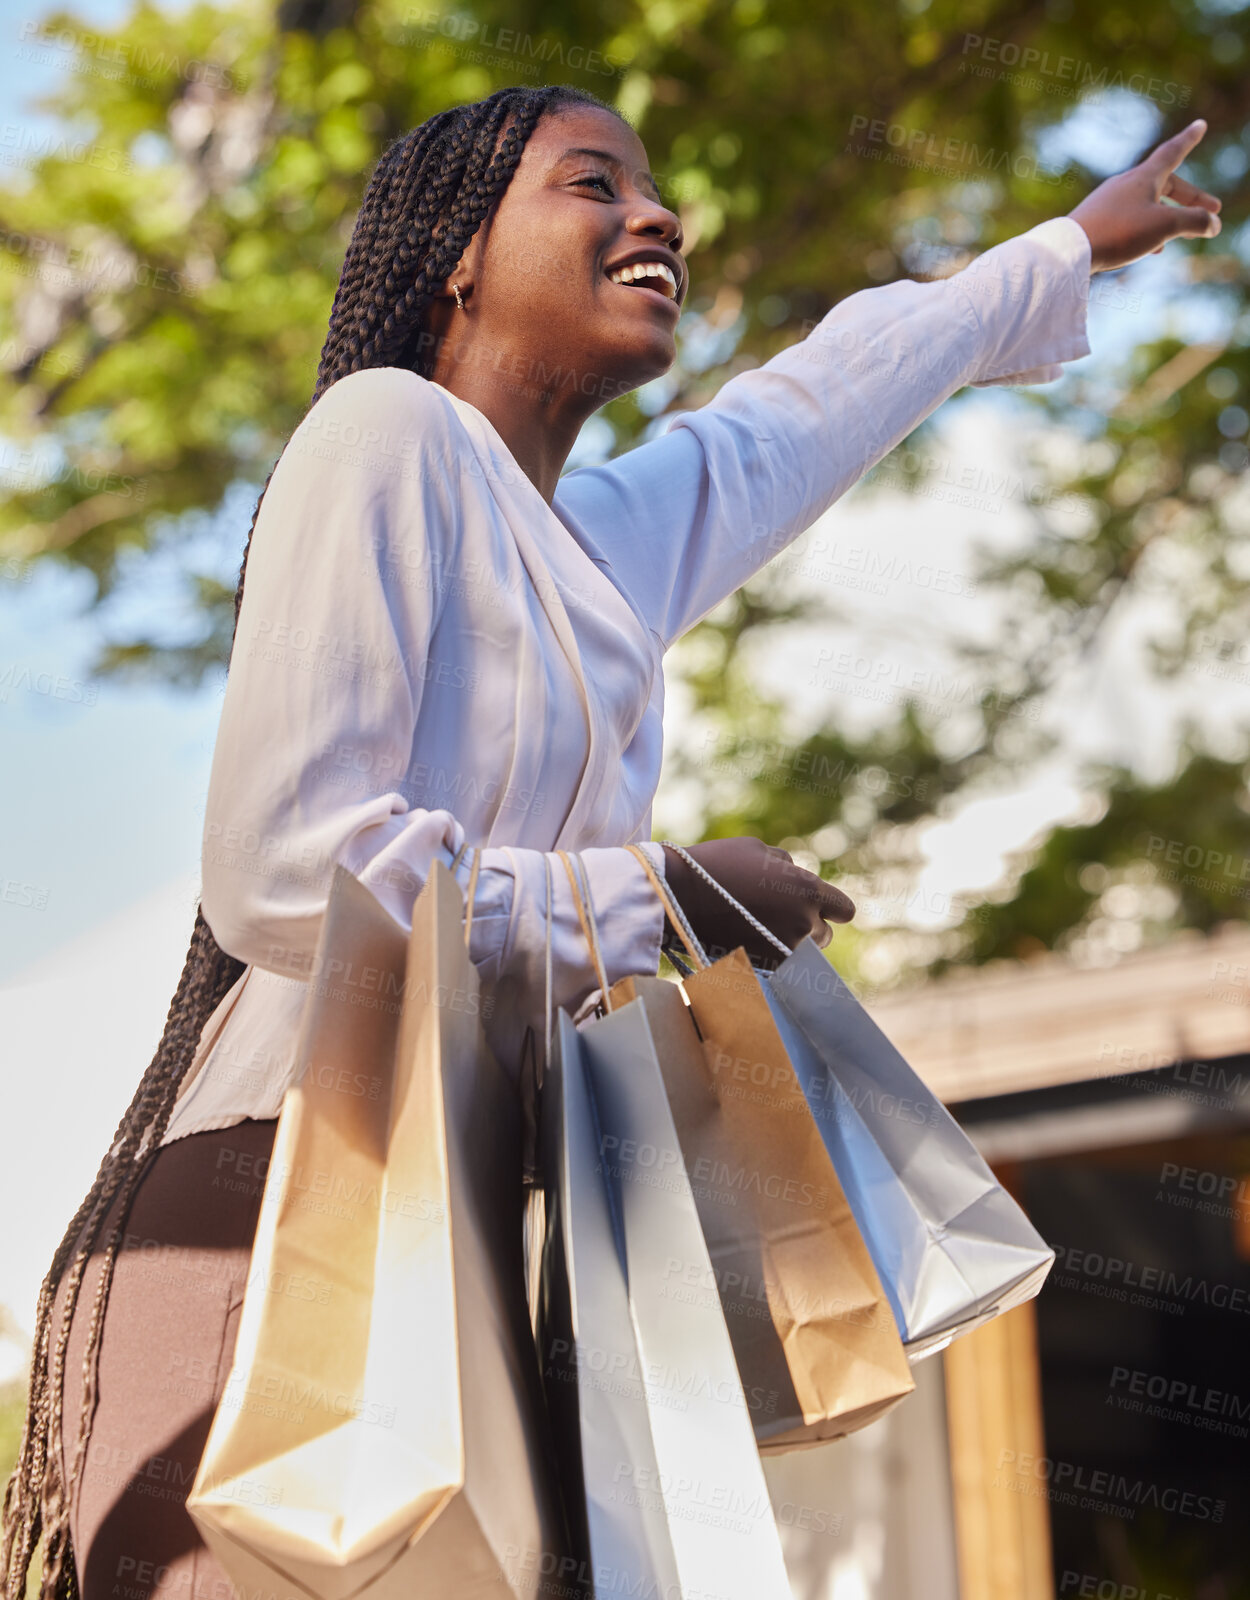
2,0,1248,978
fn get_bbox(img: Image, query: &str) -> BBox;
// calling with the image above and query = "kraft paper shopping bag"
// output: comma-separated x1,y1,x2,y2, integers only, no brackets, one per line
649,841,1054,1358
609,967,914,1452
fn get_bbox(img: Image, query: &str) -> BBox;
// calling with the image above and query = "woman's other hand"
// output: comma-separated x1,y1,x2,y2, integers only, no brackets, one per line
661,837,854,967
1067,118,1221,273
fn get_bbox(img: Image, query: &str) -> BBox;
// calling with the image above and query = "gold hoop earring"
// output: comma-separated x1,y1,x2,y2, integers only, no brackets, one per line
453,283,465,311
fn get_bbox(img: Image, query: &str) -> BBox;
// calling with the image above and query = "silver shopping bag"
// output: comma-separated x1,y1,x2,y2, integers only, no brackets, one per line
659,844,1054,1359
761,941,1053,1354
537,1006,683,1600
536,855,791,1600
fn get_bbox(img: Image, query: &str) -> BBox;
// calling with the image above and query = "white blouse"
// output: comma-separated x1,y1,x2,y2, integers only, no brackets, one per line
160,215,1093,1148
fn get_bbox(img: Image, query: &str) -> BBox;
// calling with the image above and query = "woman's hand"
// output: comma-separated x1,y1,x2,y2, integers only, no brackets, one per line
661,837,854,968
1067,119,1221,273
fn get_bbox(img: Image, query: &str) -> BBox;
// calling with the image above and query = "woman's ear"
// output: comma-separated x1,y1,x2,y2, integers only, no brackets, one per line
436,223,488,300
430,247,472,297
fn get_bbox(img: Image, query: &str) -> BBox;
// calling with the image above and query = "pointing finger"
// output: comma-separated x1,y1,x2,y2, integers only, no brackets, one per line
1145,118,1208,179
1164,173,1221,212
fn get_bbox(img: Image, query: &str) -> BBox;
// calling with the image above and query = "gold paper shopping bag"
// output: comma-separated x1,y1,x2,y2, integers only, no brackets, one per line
611,846,914,1453
187,858,569,1600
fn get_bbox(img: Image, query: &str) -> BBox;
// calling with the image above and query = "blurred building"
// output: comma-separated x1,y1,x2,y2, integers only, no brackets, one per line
764,924,1250,1600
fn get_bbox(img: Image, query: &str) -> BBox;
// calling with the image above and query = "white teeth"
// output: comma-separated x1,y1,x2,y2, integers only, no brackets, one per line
608,260,678,298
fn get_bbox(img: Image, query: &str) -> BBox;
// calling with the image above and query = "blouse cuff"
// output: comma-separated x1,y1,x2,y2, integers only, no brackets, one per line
450,838,670,1076
960,215,1092,388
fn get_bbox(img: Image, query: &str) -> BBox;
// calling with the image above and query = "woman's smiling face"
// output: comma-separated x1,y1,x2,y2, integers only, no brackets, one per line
449,102,688,407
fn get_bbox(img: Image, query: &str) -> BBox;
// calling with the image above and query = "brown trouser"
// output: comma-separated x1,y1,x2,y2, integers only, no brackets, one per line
50,1117,279,1600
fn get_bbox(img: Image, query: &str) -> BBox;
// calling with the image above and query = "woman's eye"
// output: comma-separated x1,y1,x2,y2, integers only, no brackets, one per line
574,174,615,196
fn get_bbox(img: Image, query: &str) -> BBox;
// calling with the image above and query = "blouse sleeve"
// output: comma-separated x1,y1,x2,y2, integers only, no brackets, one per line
553,217,1092,652
199,366,666,1069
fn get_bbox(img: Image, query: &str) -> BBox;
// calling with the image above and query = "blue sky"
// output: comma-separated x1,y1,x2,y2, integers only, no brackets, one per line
2,0,142,124
0,0,211,978
0,565,222,975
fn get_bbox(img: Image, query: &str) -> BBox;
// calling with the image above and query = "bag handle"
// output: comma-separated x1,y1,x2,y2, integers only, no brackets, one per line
657,838,791,959
557,849,613,1014
517,855,555,1196
624,844,709,970
523,852,558,1180
527,847,610,1118
449,839,483,952
543,852,555,1059
572,849,622,1010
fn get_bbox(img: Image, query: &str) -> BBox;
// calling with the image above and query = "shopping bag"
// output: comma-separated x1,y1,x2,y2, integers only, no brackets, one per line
536,853,792,1600
764,937,1054,1354
537,1005,683,1600
607,963,914,1451
187,856,570,1599
651,842,1054,1357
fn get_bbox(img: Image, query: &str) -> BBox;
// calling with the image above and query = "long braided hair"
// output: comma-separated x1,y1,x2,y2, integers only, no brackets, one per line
1,79,625,1600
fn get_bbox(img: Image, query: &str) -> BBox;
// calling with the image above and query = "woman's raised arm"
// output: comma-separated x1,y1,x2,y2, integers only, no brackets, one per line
554,121,1220,656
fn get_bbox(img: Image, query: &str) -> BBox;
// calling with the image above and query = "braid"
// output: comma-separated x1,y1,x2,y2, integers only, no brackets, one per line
0,910,242,1599
1,79,625,1600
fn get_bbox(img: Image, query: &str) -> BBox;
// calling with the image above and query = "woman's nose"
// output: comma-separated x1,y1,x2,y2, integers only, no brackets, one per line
626,194,683,255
